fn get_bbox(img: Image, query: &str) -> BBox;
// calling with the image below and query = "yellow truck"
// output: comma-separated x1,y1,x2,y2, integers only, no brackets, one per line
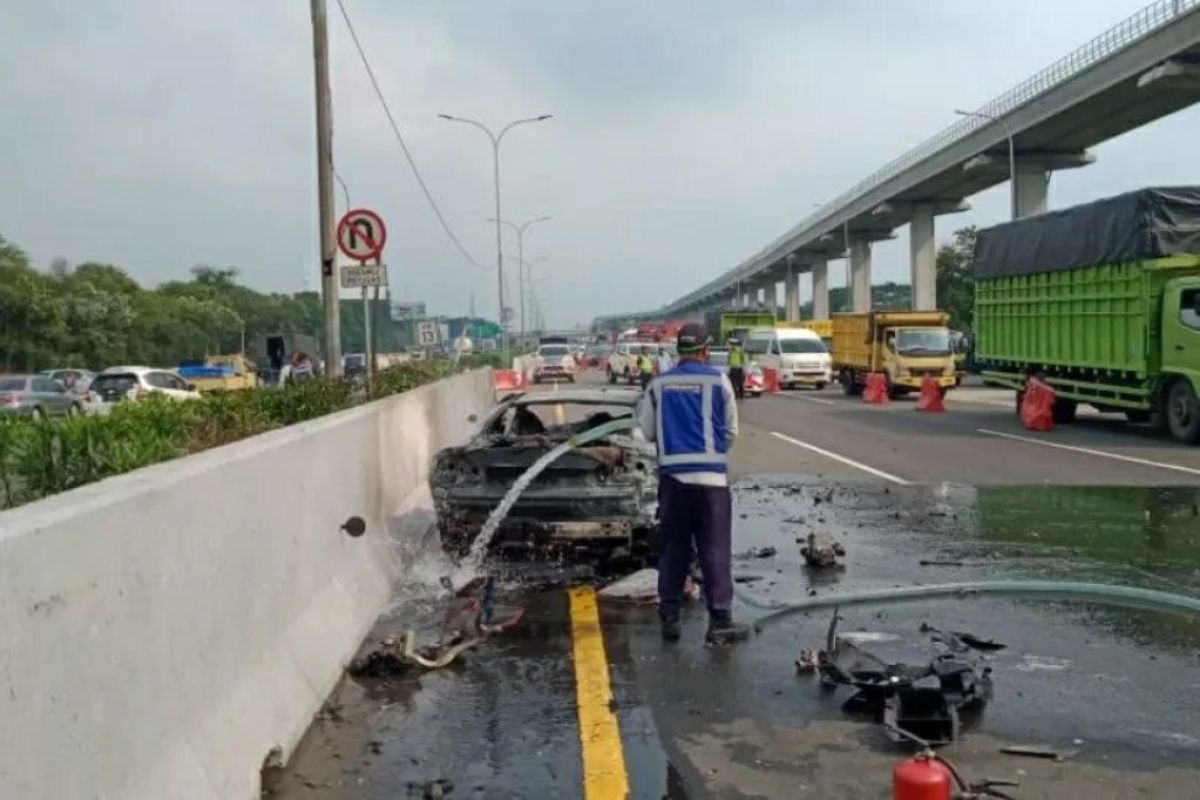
177,354,258,394
831,311,958,398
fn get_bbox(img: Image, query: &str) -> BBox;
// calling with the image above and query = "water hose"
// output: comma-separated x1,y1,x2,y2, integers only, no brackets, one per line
734,580,1200,631
567,416,637,446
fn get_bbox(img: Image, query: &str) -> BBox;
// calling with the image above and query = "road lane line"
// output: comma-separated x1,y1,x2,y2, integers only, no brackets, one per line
554,380,566,424
769,431,910,485
977,428,1200,477
777,393,836,406
567,586,629,799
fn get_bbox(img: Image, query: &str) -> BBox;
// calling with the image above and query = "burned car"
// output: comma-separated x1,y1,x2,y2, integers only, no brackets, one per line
432,389,658,561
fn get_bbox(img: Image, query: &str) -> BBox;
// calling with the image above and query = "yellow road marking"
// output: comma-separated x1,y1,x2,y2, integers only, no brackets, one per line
554,380,566,424
567,586,629,799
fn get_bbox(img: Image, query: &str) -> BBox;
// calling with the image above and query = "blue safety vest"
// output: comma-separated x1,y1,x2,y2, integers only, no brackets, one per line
646,361,730,476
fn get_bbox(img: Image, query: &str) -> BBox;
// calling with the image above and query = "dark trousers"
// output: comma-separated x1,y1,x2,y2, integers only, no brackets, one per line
640,371,653,389
657,475,733,617
729,367,745,400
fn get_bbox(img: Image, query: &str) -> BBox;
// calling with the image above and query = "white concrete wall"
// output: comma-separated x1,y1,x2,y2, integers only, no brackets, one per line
0,369,494,800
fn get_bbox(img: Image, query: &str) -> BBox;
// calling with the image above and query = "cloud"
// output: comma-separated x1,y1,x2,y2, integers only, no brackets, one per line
2,0,1196,327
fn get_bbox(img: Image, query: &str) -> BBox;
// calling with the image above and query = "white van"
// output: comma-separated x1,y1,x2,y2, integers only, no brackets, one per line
745,327,832,389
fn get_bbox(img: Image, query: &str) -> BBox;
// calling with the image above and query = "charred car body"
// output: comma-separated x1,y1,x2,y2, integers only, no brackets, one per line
431,389,658,560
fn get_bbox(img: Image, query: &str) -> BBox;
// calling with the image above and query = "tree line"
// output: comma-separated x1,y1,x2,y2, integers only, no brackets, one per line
0,233,328,372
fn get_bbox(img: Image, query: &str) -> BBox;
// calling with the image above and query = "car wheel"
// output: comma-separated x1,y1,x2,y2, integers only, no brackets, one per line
815,382,827,391
29,407,44,421
68,403,82,418
1165,379,1200,443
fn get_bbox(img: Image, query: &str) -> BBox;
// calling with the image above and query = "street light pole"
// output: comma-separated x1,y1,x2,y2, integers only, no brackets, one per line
954,108,1016,219
310,0,341,377
439,113,552,355
488,215,550,348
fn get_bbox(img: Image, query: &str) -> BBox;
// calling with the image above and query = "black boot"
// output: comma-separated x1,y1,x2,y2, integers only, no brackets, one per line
705,610,750,645
660,613,682,642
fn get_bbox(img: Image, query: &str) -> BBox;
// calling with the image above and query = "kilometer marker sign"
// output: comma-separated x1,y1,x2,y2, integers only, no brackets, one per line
336,208,387,262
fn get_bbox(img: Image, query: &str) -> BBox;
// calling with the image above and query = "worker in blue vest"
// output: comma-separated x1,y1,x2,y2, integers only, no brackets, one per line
637,323,749,645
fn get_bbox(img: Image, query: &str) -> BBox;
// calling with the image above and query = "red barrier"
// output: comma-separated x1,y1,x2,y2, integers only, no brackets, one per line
492,369,524,392
863,372,890,404
1020,377,1055,431
915,375,946,413
763,368,781,394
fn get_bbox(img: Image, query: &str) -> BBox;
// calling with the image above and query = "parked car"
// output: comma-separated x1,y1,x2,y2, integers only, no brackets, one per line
708,348,764,397
532,344,577,383
0,375,83,419
431,388,658,561
87,367,201,414
40,368,96,397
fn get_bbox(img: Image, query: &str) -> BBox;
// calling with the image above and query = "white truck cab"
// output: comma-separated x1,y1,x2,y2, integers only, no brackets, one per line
745,327,832,389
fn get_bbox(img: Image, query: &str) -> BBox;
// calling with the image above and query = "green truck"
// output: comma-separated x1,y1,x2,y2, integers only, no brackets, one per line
703,310,776,344
974,186,1200,442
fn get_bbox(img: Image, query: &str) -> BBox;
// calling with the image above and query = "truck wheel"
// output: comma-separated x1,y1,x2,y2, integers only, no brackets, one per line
840,371,861,397
1165,379,1200,443
1052,400,1077,424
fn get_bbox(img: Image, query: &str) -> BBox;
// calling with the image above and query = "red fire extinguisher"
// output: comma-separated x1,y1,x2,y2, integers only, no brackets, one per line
893,753,952,800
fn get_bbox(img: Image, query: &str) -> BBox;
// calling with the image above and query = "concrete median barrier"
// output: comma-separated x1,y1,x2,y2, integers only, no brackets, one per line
0,369,494,799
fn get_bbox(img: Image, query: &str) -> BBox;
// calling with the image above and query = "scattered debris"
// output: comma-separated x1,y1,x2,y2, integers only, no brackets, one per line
733,574,764,584
800,533,846,568
920,624,1008,652
1001,745,1072,761
796,649,819,674
735,546,778,560
919,559,964,567
260,746,285,796
812,612,995,744
407,778,455,798
597,567,700,604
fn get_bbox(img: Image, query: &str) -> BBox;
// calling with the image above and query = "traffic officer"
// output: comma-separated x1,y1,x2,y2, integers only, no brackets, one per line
637,346,655,389
727,337,746,401
637,323,749,645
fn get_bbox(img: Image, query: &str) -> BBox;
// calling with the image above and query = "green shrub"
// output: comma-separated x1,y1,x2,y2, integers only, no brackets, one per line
0,360,481,510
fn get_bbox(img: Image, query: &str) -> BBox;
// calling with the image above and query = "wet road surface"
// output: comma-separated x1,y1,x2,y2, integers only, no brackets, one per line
273,374,1200,798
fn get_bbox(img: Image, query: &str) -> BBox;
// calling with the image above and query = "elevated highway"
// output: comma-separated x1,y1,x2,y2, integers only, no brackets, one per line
654,0,1200,322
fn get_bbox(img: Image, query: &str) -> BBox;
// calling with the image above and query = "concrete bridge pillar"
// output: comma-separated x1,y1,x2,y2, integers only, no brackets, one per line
812,259,829,320
1014,165,1050,218
909,204,937,311
850,240,872,312
784,261,801,322
763,280,779,317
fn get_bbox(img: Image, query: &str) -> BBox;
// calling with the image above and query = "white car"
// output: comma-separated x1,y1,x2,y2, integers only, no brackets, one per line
531,345,577,384
87,366,201,414
745,327,833,389
606,341,660,384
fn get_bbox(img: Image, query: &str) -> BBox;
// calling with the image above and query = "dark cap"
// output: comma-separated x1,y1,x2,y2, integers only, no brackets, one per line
677,323,710,354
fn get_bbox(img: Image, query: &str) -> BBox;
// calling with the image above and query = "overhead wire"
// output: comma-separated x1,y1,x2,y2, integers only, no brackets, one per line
332,0,491,272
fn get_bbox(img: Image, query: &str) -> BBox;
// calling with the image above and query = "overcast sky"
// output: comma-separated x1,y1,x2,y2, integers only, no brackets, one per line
3,0,1198,328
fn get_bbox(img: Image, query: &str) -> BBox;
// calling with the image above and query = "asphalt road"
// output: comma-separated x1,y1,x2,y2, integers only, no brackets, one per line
273,370,1200,799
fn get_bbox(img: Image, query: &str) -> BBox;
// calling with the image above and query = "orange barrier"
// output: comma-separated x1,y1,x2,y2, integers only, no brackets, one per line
1020,377,1055,431
915,375,946,413
492,369,524,392
763,368,781,394
863,372,890,404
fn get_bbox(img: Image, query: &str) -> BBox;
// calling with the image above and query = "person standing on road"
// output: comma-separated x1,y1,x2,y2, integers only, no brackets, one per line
638,323,749,645
727,338,746,401
637,346,655,389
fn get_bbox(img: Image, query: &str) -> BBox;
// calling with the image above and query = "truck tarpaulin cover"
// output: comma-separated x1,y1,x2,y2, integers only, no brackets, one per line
974,186,1200,279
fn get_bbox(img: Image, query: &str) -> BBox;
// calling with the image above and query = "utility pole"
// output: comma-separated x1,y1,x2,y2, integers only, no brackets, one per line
311,0,341,377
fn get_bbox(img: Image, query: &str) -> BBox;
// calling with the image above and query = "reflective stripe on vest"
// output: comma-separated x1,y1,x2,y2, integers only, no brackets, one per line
653,372,728,468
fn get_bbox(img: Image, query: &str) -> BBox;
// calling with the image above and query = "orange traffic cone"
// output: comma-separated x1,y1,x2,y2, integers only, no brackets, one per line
915,375,946,412
863,372,890,404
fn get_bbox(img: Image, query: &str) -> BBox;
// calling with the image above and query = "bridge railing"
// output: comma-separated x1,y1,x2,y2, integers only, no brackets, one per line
672,0,1198,311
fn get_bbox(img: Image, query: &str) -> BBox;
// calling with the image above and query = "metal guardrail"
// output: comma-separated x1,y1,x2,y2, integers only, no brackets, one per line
667,0,1199,312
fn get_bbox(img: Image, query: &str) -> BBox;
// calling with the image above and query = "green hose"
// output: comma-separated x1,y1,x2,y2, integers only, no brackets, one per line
736,580,1200,631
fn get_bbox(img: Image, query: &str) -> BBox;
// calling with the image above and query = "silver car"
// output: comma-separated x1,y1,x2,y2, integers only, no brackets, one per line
0,375,82,419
